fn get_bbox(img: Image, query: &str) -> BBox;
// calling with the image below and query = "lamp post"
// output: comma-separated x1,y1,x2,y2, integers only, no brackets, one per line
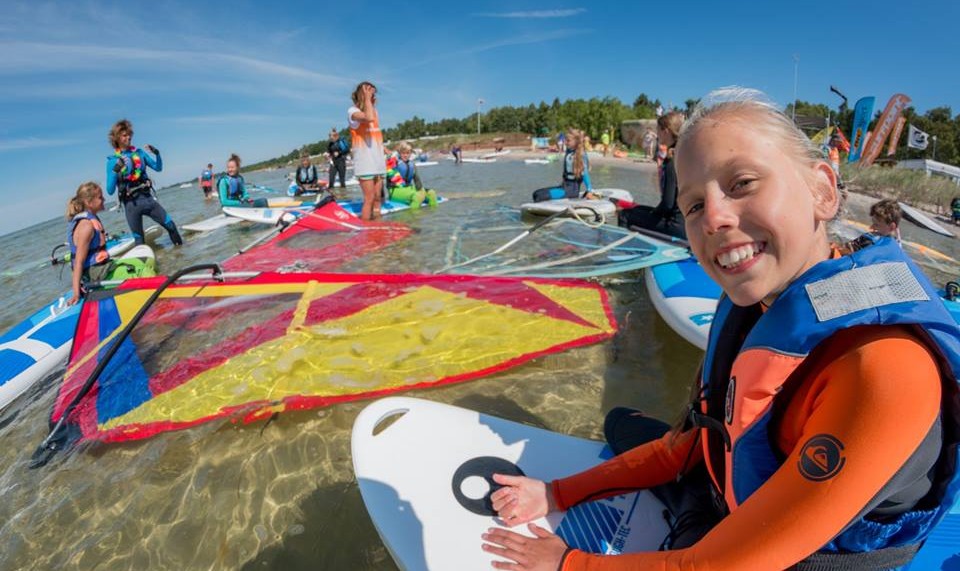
477,98,484,135
933,135,938,162
792,54,799,121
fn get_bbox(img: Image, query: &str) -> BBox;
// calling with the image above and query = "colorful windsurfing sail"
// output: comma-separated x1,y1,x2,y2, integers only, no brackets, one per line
440,207,690,278
222,199,412,273
46,271,616,444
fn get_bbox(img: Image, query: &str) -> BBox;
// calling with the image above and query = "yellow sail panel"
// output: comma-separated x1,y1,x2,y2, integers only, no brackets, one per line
99,284,610,429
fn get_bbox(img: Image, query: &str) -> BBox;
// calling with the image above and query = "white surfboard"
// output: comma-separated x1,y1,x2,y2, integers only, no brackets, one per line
520,189,632,220
353,397,671,571
222,206,311,225
182,214,243,233
524,159,551,165
899,202,956,238
462,158,497,164
481,149,512,159
415,161,439,167
644,258,721,350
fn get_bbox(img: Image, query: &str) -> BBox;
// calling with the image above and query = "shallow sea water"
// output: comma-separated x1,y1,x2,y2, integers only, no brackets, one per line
0,158,957,570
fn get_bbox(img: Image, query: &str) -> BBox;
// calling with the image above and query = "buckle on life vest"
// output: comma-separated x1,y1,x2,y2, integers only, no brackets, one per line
121,181,152,202
686,404,731,451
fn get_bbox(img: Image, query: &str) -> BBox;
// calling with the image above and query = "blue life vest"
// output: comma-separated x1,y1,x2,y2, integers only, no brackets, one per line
562,149,587,182
67,211,109,270
218,173,246,205
201,169,213,181
396,159,415,185
696,236,960,560
296,165,318,185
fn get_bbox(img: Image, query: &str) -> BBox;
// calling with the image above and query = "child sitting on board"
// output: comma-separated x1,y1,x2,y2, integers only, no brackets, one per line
386,142,437,209
482,87,960,571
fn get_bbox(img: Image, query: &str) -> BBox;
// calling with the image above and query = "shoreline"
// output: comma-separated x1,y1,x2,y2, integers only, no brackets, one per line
249,144,941,223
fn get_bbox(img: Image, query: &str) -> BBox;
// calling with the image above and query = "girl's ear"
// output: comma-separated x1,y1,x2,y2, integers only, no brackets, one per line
810,161,840,221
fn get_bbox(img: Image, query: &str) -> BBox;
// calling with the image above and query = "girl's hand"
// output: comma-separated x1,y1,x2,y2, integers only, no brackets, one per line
67,293,81,306
482,524,569,571
489,474,555,527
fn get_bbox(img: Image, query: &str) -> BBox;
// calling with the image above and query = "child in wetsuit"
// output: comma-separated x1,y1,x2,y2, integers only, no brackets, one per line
531,129,592,202
386,142,438,209
481,87,958,571
217,154,268,208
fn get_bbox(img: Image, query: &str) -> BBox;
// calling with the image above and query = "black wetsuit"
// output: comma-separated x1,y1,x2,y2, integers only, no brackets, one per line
619,155,686,239
328,139,349,188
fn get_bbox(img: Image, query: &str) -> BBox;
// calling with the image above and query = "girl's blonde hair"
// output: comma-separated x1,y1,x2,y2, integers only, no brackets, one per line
396,141,413,154
567,129,586,180
109,119,133,150
351,81,376,111
66,182,103,218
677,87,824,177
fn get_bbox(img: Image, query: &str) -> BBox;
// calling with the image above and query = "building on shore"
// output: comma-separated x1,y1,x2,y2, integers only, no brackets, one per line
897,159,960,185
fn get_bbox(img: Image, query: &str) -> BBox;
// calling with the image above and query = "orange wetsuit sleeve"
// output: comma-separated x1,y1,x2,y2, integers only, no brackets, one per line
552,428,701,511
561,331,942,571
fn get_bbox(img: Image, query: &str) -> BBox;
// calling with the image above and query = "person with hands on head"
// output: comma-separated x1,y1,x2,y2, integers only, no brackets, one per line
217,154,267,208
482,87,960,570
105,119,183,246
348,81,386,220
65,182,112,306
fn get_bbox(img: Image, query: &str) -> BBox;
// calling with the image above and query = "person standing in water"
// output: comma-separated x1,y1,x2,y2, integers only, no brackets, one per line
105,119,183,246
348,82,386,220
327,128,350,189
198,163,215,199
481,87,960,570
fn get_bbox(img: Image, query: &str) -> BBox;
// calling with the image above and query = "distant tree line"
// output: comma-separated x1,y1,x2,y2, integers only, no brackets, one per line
249,94,960,170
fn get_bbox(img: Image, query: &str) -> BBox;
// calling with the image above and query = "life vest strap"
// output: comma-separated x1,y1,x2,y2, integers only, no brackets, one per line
792,541,920,570
121,181,152,203
686,404,731,451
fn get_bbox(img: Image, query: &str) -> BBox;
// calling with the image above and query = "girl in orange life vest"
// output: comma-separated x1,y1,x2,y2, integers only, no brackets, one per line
481,88,958,570
348,82,387,221
66,182,110,306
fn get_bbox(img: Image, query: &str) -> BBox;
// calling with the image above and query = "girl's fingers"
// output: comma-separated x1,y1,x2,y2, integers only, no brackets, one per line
491,496,516,514
492,473,523,486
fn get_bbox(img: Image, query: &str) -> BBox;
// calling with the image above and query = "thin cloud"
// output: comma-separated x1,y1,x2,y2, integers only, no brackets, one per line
0,137,79,152
397,28,592,70
0,42,350,86
473,8,586,18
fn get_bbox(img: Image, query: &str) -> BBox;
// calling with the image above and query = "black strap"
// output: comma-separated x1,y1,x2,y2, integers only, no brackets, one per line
792,542,921,570
120,181,151,203
686,405,731,451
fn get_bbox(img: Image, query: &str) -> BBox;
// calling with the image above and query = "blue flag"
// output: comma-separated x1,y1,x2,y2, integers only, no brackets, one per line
847,96,875,163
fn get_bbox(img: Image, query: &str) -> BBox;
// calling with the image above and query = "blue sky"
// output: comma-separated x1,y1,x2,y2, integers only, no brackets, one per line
1,0,957,236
